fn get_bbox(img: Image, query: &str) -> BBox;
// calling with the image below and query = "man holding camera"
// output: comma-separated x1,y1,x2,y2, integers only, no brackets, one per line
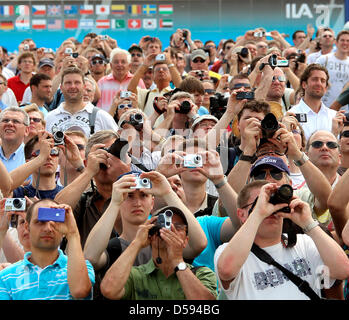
45,67,117,138
0,199,95,300
214,180,349,300
100,205,217,300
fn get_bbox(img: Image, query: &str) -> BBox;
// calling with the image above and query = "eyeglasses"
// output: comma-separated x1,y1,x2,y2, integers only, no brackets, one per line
310,140,339,149
272,75,286,82
322,34,333,38
1,118,25,125
232,83,251,89
193,58,206,63
91,60,104,65
30,117,42,123
340,130,349,138
76,144,85,151
31,148,60,158
118,104,133,110
173,223,187,231
251,169,284,181
204,89,215,94
131,53,142,57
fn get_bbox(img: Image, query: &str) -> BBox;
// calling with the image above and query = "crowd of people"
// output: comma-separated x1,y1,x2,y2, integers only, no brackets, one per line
0,24,348,300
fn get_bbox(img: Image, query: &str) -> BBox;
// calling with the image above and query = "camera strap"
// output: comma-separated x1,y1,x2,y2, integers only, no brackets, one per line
251,243,321,300
128,153,151,172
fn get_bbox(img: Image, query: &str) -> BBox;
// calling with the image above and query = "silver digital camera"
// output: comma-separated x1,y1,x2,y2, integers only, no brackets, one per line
130,177,152,189
155,54,166,61
120,91,132,99
183,154,203,168
52,127,64,146
65,48,73,54
5,198,26,212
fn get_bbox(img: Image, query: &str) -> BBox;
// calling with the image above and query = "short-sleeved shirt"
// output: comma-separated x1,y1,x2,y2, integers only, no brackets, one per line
0,249,95,300
0,143,26,173
7,75,30,103
122,259,217,300
12,183,63,200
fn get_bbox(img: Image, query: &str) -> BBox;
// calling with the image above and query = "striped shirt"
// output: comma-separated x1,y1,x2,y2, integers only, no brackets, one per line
0,249,95,300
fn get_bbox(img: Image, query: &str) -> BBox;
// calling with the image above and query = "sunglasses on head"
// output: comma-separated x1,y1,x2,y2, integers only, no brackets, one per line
340,130,349,138
193,58,205,63
310,140,339,149
251,168,284,181
31,148,59,158
91,60,104,65
118,104,133,110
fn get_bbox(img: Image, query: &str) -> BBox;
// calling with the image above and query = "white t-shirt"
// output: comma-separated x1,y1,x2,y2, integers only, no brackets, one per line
45,101,118,137
214,234,334,300
315,53,349,108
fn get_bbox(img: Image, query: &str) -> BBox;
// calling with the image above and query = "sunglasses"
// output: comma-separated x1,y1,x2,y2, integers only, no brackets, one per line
232,83,251,89
30,117,42,123
272,75,286,82
131,53,142,57
193,58,205,63
118,104,133,110
91,60,104,65
31,148,59,158
204,89,215,94
1,118,25,125
251,169,284,181
76,144,85,151
340,130,349,138
310,140,339,149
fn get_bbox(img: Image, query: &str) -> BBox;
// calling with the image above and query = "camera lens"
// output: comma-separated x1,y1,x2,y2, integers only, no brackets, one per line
179,101,191,114
277,184,293,202
141,178,149,186
134,113,143,121
164,210,173,218
13,199,21,209
194,155,202,163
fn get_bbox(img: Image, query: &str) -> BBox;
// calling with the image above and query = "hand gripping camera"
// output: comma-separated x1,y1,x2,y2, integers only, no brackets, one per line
261,113,280,139
149,209,173,236
52,127,64,146
269,184,293,213
130,176,152,189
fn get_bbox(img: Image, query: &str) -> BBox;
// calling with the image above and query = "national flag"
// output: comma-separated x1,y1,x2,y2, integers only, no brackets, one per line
0,21,14,30
15,18,30,30
159,5,173,15
64,5,78,15
128,5,141,15
96,5,110,15
80,19,94,29
80,5,94,15
32,19,46,30
143,4,157,15
47,5,61,16
0,6,14,16
128,19,141,29
47,18,62,30
32,5,46,16
112,19,125,29
64,19,78,29
111,5,125,15
15,5,30,16
159,19,173,28
143,18,157,29
96,19,110,29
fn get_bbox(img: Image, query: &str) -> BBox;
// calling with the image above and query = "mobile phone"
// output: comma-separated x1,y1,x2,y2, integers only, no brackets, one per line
38,207,65,223
295,113,307,123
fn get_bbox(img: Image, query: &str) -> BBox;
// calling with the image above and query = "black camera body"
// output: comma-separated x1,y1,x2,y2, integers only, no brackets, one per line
238,47,249,58
52,127,64,146
182,29,188,39
128,113,144,131
236,91,255,100
100,138,129,170
209,93,228,119
261,113,280,139
175,100,191,114
149,210,173,236
269,184,293,213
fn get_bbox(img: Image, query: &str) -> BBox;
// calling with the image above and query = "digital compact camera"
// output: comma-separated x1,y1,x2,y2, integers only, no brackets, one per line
130,177,152,189
5,198,26,212
183,154,203,168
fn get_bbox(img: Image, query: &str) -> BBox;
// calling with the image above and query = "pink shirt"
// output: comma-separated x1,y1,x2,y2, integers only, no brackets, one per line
97,71,145,112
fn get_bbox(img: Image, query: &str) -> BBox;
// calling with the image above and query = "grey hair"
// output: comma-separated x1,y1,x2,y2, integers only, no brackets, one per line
85,130,119,158
110,47,131,64
168,91,195,104
84,77,96,92
0,106,30,126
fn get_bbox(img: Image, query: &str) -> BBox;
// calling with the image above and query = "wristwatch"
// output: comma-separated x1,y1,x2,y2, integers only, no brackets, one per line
239,153,257,164
174,262,187,274
293,152,309,167
302,220,319,233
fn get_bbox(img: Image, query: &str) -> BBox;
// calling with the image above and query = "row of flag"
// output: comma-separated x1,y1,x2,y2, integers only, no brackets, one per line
0,4,173,16
0,18,174,30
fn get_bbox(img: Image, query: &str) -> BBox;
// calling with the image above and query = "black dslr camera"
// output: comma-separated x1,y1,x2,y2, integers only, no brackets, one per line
149,210,173,236
238,47,249,59
269,184,293,213
209,93,228,119
100,138,129,170
128,113,144,131
261,113,280,139
175,100,191,114
286,51,306,70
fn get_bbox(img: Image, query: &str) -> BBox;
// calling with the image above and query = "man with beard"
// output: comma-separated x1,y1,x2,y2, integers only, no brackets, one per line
45,67,117,138
289,64,337,140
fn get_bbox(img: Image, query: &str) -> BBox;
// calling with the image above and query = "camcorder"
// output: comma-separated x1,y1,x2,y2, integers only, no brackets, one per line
52,127,64,146
183,154,203,168
268,54,289,68
261,113,280,139
5,198,26,228
175,100,191,114
100,138,129,170
149,209,173,236
209,92,229,119
269,184,293,213
236,91,255,100
38,207,66,223
130,176,152,189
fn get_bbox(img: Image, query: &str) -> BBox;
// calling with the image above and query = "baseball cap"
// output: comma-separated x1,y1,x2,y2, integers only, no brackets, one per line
250,156,290,176
191,114,218,130
38,58,54,69
91,54,106,62
128,45,143,54
152,206,189,234
116,170,142,181
191,49,209,61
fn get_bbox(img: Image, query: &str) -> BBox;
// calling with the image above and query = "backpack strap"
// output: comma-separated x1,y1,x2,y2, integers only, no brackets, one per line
89,107,100,135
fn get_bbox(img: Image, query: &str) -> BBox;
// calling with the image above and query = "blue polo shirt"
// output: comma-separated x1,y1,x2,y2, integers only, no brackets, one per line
0,143,26,173
0,249,95,300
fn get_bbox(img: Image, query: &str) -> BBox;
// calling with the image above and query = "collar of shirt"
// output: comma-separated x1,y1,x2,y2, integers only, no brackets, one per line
0,143,24,161
150,85,172,94
297,98,329,114
57,101,95,115
105,71,133,82
197,192,209,212
23,249,67,269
